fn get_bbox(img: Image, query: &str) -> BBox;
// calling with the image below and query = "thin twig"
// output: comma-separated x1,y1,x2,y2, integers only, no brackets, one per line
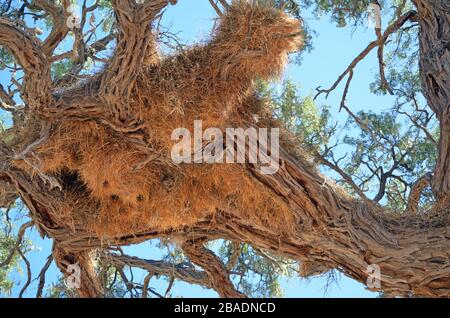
18,248,32,298
314,11,416,101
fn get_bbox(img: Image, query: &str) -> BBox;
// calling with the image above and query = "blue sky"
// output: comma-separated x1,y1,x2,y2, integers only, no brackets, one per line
0,0,404,298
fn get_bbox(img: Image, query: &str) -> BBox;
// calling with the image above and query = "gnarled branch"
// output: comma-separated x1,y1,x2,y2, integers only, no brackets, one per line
99,0,174,122
0,16,51,107
412,0,450,200
182,239,246,298
406,172,433,214
104,252,210,289
34,0,70,56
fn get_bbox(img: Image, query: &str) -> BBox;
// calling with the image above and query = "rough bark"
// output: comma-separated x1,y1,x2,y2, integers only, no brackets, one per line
104,253,210,288
0,0,449,298
182,239,246,298
53,247,103,298
0,17,51,109
4,136,448,296
413,0,450,200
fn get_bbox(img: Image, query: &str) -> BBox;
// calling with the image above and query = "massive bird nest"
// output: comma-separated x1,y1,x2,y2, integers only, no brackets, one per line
10,2,304,238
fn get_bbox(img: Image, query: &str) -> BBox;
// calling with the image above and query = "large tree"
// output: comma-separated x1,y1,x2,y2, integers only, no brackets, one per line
0,0,448,298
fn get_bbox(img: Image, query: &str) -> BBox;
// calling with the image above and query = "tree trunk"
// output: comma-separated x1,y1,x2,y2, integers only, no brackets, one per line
53,247,103,298
414,0,450,200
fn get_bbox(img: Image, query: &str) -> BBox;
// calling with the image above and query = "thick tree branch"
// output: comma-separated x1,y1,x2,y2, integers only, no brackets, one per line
5,134,448,298
412,0,450,200
53,246,103,298
406,172,432,214
0,16,51,108
0,18,43,72
104,252,210,289
141,272,152,298
34,0,70,56
0,178,17,209
99,0,174,122
182,239,246,298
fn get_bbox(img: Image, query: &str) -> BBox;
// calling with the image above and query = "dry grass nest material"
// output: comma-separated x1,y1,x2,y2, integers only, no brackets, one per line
11,1,304,238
